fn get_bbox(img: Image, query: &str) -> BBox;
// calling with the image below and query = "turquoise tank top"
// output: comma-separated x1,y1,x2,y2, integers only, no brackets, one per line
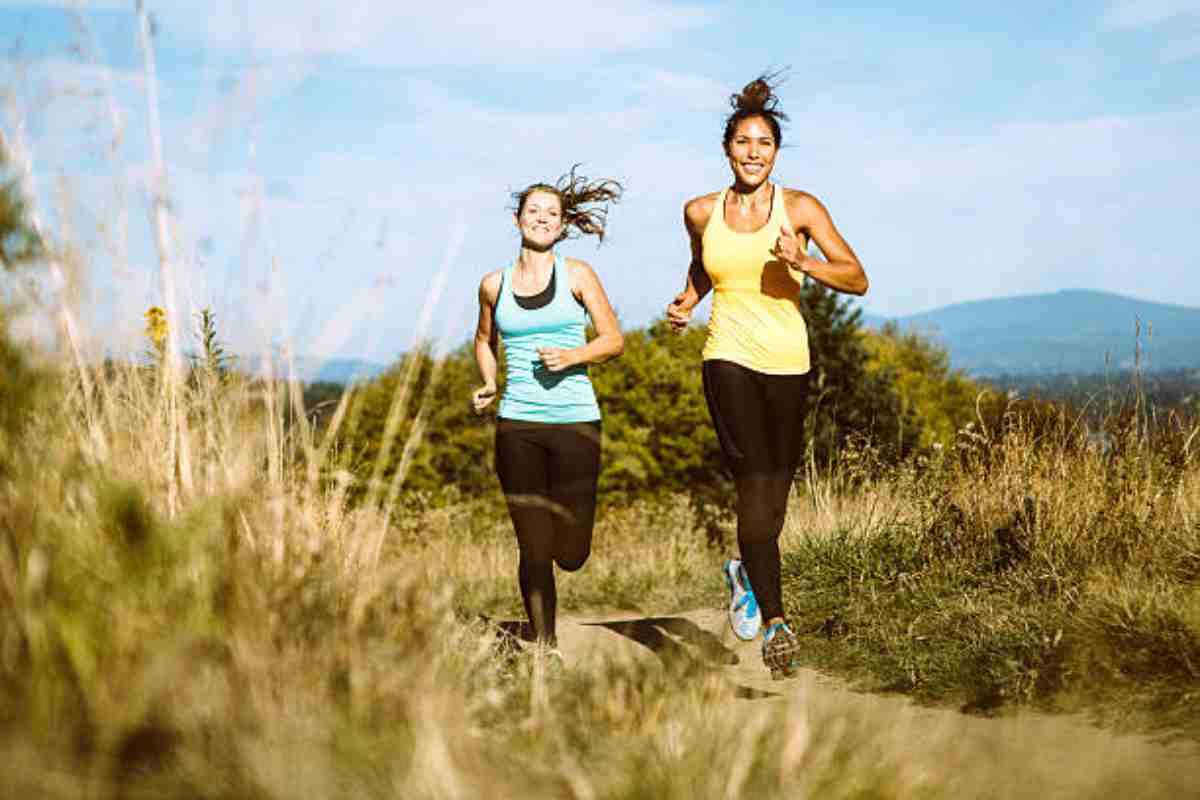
495,252,601,423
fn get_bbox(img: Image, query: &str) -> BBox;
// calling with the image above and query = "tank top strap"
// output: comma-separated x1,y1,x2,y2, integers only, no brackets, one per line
553,250,565,284
499,260,515,304
767,184,788,232
706,188,730,235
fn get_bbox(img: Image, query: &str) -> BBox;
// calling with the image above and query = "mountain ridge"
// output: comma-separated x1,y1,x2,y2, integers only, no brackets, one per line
860,289,1200,375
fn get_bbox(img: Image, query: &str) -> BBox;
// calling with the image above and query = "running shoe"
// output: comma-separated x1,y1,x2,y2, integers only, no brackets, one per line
723,559,762,641
762,620,802,680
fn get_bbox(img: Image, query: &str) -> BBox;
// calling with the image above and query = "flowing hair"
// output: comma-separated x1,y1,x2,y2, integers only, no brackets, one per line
513,165,623,243
722,70,789,150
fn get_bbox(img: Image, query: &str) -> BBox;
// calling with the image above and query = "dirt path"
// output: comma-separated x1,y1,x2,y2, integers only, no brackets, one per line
549,608,1200,797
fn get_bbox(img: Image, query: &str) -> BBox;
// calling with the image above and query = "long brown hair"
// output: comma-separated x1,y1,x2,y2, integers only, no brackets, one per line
722,71,789,150
513,165,623,243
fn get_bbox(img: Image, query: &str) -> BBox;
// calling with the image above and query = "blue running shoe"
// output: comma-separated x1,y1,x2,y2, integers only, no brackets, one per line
762,621,801,680
723,559,762,641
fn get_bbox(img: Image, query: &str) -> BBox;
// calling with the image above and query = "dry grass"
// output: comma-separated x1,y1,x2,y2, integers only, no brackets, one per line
779,399,1200,733
3,316,1200,798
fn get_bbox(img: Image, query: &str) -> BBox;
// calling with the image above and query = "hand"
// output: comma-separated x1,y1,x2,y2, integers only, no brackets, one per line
537,347,577,372
771,223,807,272
666,291,694,334
472,382,497,414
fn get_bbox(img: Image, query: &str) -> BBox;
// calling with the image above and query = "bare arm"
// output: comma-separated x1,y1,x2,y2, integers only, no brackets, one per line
666,195,716,332
772,190,868,296
537,260,624,372
472,271,502,413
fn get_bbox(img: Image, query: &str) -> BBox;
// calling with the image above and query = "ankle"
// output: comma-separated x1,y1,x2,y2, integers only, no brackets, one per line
766,616,786,628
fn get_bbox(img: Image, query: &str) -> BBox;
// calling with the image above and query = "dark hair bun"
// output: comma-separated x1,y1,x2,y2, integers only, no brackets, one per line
729,72,788,119
732,78,773,113
722,71,789,148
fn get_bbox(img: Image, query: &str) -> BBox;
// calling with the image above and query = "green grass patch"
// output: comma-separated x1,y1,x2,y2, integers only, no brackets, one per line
782,523,1200,735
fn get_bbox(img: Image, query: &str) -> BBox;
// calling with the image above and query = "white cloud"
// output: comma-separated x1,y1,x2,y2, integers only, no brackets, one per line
48,74,1200,358
1103,0,1200,61
10,6,1199,359
1104,0,1200,28
824,110,1200,316
636,70,733,113
134,0,721,65
1164,32,1200,59
177,59,317,163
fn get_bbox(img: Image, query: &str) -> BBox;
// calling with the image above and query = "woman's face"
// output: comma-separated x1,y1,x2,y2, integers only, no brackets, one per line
515,190,565,250
725,116,777,188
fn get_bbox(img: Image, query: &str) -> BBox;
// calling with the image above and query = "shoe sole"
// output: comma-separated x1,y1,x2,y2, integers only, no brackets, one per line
763,629,802,680
724,560,761,641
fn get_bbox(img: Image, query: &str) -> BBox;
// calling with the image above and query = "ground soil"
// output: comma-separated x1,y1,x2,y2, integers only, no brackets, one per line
548,608,1200,797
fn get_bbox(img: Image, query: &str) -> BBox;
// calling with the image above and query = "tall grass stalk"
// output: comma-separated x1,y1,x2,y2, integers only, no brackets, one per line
6,301,1200,796
780,385,1200,733
136,0,194,513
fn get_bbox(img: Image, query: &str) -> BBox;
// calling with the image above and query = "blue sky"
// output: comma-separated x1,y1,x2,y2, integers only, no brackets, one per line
1,1,1198,364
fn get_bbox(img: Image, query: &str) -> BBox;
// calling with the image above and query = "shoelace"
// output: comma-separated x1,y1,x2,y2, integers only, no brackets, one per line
764,622,791,641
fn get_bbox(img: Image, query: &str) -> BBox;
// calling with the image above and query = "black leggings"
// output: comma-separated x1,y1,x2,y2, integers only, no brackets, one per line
702,360,809,622
494,419,602,645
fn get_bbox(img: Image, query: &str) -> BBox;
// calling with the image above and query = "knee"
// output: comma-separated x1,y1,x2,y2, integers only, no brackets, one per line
555,544,591,572
738,504,787,544
738,500,774,538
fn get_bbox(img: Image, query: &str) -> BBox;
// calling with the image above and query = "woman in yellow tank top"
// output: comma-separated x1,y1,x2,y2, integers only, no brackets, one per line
666,74,869,679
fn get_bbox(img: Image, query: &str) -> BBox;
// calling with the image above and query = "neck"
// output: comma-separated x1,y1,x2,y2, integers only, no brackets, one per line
516,246,555,273
729,179,772,203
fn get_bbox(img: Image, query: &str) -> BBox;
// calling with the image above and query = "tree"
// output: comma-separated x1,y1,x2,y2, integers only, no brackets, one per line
0,150,43,272
0,151,48,464
339,343,498,503
799,281,920,463
331,282,921,524
861,322,983,449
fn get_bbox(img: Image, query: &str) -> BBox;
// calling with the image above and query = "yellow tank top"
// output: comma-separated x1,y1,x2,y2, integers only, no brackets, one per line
701,184,811,375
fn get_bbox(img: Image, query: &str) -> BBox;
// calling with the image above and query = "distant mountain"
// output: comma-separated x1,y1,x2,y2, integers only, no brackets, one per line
861,290,1200,376
239,353,387,384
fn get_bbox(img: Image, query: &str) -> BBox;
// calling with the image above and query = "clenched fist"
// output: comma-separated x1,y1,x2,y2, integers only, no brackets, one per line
771,223,808,273
537,347,578,372
472,382,497,414
666,291,694,334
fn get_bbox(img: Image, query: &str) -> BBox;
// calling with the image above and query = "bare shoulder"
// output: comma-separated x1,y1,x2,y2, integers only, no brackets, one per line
781,187,830,224
684,192,720,233
478,268,503,303
565,257,602,289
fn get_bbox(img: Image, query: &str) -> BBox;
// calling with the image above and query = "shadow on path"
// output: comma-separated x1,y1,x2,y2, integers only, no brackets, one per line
478,614,776,699
583,616,776,700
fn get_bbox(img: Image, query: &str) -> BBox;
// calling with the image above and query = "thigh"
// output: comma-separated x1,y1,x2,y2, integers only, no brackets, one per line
762,372,810,475
495,420,555,558
761,372,810,508
702,359,773,478
545,421,602,537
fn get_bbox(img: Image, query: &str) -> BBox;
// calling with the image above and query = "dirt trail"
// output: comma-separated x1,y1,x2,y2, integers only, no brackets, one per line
551,608,1200,796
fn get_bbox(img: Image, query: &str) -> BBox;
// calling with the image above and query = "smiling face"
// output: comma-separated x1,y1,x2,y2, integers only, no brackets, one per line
515,189,566,250
724,115,778,189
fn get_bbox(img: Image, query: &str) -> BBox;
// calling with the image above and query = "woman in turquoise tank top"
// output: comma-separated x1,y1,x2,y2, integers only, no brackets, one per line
472,168,624,657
